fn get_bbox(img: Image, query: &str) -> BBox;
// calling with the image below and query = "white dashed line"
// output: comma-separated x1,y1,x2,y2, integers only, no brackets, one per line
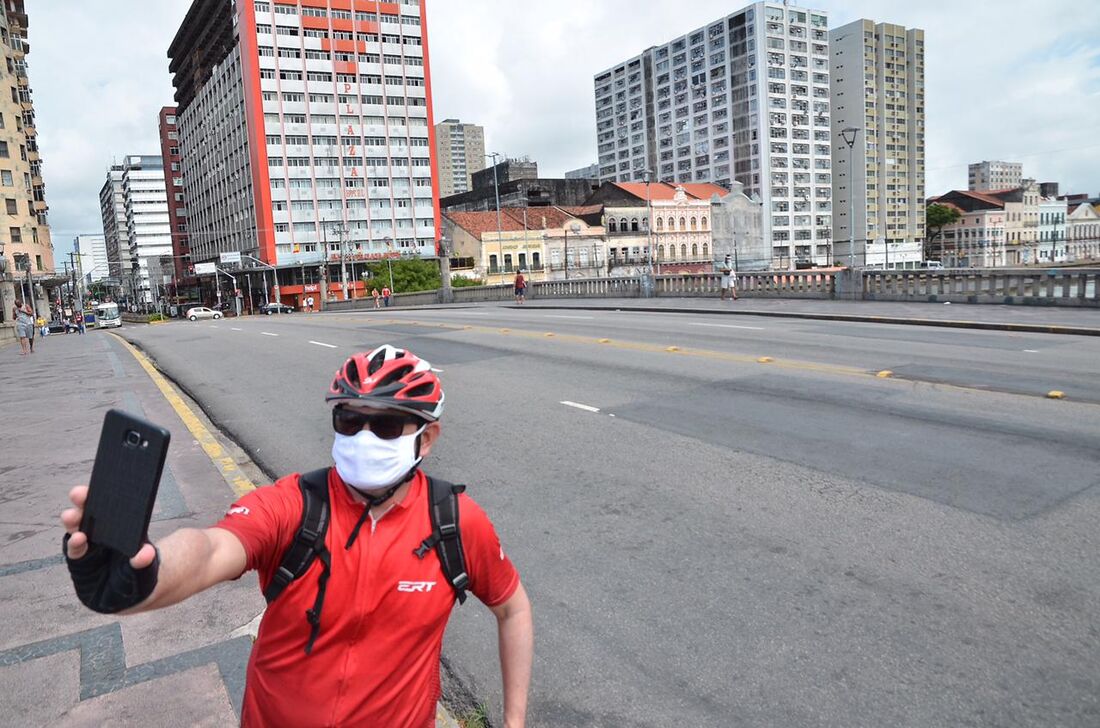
231,327,243,331
261,332,279,337
546,315,594,320
690,322,765,331
209,325,220,329
310,340,338,349
1023,349,1039,353
560,400,601,413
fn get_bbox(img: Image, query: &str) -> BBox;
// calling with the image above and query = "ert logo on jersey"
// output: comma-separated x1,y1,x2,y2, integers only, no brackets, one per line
397,581,436,593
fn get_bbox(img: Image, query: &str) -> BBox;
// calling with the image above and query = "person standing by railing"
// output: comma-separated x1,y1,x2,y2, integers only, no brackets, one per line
719,255,738,301
514,270,527,304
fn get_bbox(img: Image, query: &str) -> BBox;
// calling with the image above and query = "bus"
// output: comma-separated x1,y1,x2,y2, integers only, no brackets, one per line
95,302,121,328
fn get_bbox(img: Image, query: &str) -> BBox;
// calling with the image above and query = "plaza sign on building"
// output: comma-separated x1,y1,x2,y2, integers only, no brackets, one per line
194,262,217,275
219,251,242,265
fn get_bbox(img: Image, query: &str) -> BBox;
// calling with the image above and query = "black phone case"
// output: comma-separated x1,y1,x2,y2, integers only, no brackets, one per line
82,409,171,557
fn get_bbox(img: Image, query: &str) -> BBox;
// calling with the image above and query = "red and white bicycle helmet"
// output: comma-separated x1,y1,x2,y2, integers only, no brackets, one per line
326,345,445,422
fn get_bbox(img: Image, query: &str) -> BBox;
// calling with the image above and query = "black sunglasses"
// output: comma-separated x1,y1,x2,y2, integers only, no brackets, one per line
332,407,419,440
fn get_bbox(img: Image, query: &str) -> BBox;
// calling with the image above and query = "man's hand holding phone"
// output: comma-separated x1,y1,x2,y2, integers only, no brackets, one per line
61,485,160,614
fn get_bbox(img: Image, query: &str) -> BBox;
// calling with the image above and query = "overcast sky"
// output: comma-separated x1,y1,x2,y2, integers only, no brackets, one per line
30,0,1100,242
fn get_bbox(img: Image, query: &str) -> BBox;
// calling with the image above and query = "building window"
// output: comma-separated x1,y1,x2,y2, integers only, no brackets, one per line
701,216,708,230
656,217,664,231
679,217,686,230
690,217,697,231
608,218,617,233
4,198,14,215
1,170,11,186
680,244,687,258
0,142,8,158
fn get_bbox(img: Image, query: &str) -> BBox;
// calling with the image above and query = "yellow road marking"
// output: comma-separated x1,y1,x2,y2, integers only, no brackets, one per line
111,334,257,497
877,370,894,378
1047,390,1066,399
757,356,774,363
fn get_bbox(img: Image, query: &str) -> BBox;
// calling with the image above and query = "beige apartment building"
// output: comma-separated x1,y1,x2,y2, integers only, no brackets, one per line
435,118,486,198
830,19,925,269
969,160,1022,192
0,0,52,282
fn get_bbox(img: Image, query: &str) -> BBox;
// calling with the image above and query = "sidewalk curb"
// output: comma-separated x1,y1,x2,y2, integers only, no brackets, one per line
509,304,1100,337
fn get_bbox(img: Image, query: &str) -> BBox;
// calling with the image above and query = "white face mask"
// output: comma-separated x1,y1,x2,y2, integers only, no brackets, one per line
331,426,425,493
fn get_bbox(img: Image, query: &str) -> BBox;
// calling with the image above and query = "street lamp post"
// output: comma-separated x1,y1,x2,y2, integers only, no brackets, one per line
486,152,503,282
839,127,861,269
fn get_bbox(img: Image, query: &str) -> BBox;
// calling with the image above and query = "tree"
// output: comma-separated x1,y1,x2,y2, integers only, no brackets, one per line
450,275,484,288
362,258,441,294
925,203,962,261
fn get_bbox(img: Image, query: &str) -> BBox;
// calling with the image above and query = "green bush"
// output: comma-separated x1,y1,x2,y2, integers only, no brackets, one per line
147,313,166,322
362,258,441,293
450,275,484,288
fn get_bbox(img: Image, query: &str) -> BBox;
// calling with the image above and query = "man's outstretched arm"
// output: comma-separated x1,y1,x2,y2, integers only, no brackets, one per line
61,485,248,614
489,581,534,728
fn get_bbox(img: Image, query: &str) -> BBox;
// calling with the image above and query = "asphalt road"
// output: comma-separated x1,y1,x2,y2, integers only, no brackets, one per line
120,306,1100,727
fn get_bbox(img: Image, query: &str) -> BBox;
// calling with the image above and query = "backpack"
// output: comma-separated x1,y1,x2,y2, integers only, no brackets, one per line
262,467,470,654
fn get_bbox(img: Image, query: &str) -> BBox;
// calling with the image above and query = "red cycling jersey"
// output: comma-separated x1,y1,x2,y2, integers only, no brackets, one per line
215,468,519,727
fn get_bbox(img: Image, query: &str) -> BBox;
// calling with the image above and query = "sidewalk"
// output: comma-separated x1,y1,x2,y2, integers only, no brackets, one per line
0,330,263,726
515,297,1100,335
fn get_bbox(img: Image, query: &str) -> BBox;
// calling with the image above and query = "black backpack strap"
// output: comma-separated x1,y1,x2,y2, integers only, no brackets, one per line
262,467,332,655
413,477,469,605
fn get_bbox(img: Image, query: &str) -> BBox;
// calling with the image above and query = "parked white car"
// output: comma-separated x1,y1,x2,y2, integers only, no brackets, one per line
186,306,222,321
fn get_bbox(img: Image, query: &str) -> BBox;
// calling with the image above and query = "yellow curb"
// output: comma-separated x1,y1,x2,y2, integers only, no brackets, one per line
757,356,774,363
149,319,170,325
877,370,893,378
598,338,611,344
1046,390,1065,399
666,346,680,352
111,334,257,498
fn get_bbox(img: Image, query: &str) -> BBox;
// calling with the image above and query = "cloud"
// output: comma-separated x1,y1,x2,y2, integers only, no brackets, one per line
29,0,1100,247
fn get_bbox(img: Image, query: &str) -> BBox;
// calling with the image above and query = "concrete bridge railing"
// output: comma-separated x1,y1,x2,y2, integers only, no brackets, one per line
322,268,1099,310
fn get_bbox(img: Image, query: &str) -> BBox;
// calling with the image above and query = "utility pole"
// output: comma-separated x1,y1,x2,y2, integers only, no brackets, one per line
330,220,350,301
486,152,503,282
839,127,861,269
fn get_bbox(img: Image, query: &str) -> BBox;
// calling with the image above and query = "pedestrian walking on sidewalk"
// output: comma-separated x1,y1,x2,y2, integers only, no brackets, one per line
14,300,33,355
306,295,315,313
60,345,533,727
514,270,527,304
372,287,381,309
720,255,738,301
382,285,391,307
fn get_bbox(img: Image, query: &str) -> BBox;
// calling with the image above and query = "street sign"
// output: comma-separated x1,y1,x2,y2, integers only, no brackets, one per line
220,251,242,265
194,262,217,275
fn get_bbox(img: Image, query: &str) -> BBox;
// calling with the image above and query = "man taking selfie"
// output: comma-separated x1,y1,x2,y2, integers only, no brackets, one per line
61,345,533,727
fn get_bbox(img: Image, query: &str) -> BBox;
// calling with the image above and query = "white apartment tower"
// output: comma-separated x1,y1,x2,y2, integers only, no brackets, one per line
168,0,439,296
73,234,109,285
121,155,172,305
830,19,926,269
593,2,834,268
435,118,485,197
969,161,1022,192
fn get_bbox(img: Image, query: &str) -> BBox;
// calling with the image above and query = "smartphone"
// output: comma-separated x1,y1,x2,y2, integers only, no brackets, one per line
82,409,171,557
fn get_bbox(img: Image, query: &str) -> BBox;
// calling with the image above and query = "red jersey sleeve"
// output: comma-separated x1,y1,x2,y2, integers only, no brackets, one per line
213,474,303,577
458,494,520,608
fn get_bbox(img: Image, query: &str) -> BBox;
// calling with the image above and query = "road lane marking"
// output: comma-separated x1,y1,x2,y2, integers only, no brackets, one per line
546,315,594,320
231,327,243,331
560,401,601,413
690,322,765,331
209,325,220,329
309,340,338,349
1023,349,1039,353
261,332,279,337
110,334,256,497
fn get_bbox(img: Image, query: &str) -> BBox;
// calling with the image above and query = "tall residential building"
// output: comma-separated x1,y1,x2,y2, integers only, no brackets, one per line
969,161,1022,192
99,164,132,290
167,0,439,307
73,234,108,285
435,118,484,197
830,19,925,269
121,156,171,305
157,106,189,279
593,2,834,268
0,0,53,277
